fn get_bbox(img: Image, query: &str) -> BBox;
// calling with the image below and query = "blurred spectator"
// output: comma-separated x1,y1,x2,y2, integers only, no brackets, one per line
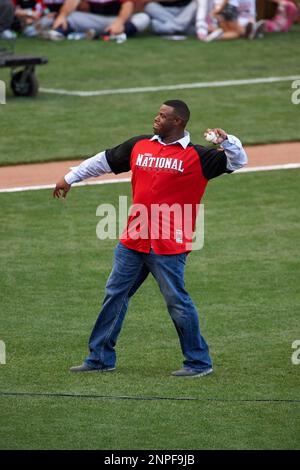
12,1,88,37
248,0,298,38
46,0,150,39
205,0,244,41
13,1,44,36
0,0,16,38
238,0,256,33
200,0,258,41
195,0,222,40
144,0,197,36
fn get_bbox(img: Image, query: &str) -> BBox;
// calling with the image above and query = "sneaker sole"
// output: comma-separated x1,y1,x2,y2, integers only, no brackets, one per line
172,368,213,377
190,368,213,377
70,367,116,373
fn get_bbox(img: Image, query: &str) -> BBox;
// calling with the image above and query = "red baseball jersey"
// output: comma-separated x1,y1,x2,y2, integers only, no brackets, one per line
105,135,231,254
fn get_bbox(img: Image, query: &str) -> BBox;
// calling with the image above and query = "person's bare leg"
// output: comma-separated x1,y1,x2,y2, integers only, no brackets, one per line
217,20,243,40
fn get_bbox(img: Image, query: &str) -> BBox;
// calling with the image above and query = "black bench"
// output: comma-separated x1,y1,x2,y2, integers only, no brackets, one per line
0,50,48,97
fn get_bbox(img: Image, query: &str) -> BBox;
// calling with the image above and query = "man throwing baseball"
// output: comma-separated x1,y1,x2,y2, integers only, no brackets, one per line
53,100,247,377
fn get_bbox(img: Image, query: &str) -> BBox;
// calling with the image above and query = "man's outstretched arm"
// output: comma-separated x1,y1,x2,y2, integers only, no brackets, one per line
53,150,111,199
53,134,151,198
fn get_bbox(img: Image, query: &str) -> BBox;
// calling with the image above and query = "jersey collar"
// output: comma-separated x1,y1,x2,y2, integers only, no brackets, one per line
150,131,190,149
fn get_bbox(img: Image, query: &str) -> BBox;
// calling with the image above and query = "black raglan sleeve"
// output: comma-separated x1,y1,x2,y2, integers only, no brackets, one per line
105,135,152,174
193,145,233,180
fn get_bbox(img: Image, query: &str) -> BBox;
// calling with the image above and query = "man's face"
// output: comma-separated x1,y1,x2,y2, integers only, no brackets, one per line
153,105,179,137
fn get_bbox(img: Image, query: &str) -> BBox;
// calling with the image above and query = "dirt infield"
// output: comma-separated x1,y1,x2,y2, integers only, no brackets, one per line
0,142,299,190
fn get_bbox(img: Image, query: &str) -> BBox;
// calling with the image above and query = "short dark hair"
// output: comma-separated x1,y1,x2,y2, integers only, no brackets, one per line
163,100,190,123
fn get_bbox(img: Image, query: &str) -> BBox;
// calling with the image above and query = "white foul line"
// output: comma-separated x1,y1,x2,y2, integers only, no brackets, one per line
0,164,299,193
40,75,300,97
236,163,300,173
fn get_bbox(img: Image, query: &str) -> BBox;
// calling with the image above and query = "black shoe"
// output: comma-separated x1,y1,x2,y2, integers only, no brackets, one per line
245,22,254,39
70,363,116,373
171,367,213,377
248,20,265,40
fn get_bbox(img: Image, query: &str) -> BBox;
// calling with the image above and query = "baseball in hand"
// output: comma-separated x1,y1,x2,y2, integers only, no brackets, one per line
204,131,218,144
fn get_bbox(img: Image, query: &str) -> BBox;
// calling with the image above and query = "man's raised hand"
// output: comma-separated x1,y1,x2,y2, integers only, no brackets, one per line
204,128,228,144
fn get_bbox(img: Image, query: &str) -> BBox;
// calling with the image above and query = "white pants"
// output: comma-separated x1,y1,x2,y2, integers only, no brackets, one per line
67,11,150,34
144,1,197,35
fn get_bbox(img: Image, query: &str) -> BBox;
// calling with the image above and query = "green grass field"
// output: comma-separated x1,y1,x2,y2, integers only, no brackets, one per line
0,170,299,449
0,28,300,165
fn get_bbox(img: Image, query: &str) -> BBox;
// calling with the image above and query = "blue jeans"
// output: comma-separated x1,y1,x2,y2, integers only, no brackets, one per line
85,243,212,371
